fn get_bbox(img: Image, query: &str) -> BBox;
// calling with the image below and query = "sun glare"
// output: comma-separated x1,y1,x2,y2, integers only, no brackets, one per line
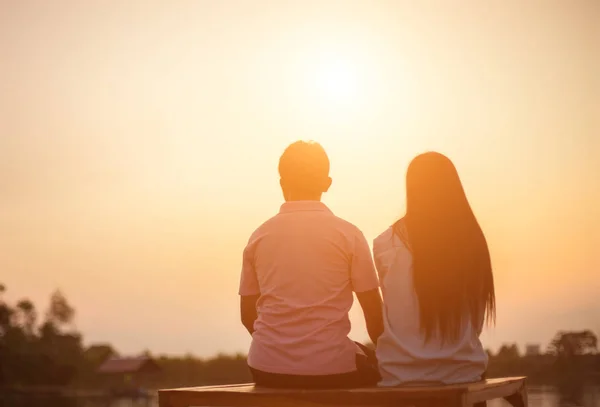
272,32,399,144
314,59,360,108
295,50,380,124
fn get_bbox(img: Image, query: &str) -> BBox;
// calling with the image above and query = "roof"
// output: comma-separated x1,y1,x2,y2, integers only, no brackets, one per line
97,356,160,374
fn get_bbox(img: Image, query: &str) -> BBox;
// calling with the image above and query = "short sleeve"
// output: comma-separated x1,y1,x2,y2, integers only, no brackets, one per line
372,239,387,282
373,239,387,283
238,239,260,296
350,231,380,293
373,227,411,289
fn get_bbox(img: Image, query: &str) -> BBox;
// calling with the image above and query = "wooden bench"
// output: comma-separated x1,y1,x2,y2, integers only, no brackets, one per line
158,376,527,407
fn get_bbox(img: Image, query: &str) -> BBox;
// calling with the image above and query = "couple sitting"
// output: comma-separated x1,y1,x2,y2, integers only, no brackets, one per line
239,141,496,388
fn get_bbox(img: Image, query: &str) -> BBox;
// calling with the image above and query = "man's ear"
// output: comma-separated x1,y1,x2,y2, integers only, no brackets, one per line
280,178,289,201
323,177,332,192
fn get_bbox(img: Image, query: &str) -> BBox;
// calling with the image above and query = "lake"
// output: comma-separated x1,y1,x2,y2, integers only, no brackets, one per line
92,387,600,407
6,387,600,407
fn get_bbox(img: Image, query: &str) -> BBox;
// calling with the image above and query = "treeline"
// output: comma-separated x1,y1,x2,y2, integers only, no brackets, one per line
1,284,598,390
155,353,251,388
0,284,251,389
0,285,87,387
486,335,599,386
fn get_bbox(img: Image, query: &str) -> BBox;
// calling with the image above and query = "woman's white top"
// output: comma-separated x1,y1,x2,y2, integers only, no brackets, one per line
373,226,487,386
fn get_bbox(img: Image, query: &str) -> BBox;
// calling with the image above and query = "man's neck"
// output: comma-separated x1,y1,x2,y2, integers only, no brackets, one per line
285,194,322,202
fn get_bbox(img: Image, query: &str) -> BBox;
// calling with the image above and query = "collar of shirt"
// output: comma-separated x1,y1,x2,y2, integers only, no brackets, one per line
279,201,332,214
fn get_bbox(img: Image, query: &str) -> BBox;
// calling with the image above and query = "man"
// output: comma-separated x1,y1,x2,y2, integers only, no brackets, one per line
239,140,384,388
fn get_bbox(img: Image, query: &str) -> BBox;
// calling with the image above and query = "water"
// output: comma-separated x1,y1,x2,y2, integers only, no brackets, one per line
491,387,599,407
7,387,600,407
91,388,600,407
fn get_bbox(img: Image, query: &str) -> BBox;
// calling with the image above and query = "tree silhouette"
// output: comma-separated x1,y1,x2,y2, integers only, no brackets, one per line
548,330,598,357
548,330,598,406
496,343,520,359
84,344,119,367
16,299,37,336
0,284,84,388
46,290,75,328
0,284,12,335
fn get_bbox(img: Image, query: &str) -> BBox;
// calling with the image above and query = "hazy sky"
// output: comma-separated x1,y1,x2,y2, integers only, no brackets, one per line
1,0,598,357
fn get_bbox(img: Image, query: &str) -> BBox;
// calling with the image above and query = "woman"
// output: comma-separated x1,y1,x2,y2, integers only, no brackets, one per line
373,152,496,386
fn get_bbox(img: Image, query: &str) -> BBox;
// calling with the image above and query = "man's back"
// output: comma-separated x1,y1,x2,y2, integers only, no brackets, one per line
239,201,379,375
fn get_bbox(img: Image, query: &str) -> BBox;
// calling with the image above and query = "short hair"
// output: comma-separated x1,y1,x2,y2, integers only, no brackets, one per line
278,141,330,191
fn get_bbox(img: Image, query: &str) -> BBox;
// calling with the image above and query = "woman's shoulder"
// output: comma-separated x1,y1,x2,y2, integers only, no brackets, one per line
373,225,407,254
373,226,394,247
372,225,412,280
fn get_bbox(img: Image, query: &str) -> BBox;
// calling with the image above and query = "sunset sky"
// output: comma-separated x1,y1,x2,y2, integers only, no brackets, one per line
1,0,598,357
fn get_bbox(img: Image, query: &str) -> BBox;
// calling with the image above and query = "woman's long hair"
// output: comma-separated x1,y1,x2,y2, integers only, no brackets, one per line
393,152,495,343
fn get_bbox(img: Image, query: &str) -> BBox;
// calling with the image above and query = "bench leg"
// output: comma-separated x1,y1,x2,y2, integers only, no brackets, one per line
503,385,528,407
158,393,181,407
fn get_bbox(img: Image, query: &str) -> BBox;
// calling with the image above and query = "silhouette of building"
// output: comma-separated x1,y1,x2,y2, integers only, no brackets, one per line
97,356,161,395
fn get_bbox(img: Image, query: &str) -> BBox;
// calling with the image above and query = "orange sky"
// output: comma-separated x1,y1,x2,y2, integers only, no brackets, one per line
1,0,598,356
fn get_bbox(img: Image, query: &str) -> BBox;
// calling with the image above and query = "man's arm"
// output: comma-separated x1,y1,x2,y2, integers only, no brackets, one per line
356,288,384,344
240,294,260,335
350,230,384,345
239,237,260,336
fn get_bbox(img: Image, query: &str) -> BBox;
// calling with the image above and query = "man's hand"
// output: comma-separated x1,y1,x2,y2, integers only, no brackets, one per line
240,294,260,335
356,288,384,345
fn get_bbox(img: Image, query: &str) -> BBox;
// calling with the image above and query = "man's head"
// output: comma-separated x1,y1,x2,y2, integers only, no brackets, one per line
278,141,332,201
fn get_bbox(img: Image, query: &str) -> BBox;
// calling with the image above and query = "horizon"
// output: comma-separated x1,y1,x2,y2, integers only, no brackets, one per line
1,1,598,358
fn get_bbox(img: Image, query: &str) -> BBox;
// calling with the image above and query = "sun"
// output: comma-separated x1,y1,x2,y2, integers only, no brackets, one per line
275,35,396,137
313,58,361,108
302,53,374,119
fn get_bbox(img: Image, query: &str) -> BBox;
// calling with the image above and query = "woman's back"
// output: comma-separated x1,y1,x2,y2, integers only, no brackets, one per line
373,152,494,386
374,226,487,386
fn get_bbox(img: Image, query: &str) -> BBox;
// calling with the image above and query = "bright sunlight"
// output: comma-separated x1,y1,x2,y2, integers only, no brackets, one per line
314,58,361,108
283,40,384,125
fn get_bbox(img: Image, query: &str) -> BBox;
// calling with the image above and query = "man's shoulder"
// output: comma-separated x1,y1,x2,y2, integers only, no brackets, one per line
247,214,280,241
247,210,365,241
327,214,365,238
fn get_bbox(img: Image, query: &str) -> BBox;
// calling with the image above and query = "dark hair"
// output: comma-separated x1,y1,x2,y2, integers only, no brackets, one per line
394,152,496,343
278,141,330,193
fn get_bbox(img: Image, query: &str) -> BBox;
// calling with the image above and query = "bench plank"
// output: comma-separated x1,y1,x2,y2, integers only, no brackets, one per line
158,376,527,407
